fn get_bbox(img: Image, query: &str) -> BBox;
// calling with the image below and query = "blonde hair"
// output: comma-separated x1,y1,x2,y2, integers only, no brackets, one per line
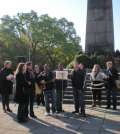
92,64,101,73
4,60,12,67
15,63,25,76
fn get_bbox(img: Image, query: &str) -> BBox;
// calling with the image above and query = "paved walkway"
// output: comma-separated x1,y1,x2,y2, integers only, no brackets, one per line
0,103,120,134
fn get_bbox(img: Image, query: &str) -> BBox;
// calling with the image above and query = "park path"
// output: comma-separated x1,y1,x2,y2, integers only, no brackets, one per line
0,103,120,134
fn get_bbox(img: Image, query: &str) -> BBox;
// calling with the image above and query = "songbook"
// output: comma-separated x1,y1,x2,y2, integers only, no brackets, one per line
6,74,14,80
6,74,14,82
56,71,68,80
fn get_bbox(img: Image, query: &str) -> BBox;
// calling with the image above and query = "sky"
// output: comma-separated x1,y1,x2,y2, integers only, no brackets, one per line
0,0,119,50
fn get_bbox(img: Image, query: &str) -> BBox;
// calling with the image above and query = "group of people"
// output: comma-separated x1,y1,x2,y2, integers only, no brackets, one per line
71,61,118,116
0,61,67,123
90,62,118,109
0,60,119,123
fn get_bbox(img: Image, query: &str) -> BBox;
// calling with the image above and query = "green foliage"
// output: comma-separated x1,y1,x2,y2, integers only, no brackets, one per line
0,11,81,68
75,54,91,67
67,53,108,69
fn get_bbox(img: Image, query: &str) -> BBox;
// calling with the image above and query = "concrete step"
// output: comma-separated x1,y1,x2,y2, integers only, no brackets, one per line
63,99,120,105
63,85,120,105
63,95,120,100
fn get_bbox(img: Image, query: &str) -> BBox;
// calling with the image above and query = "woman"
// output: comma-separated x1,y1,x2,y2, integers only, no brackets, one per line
34,65,45,106
15,63,29,123
90,64,106,107
0,60,14,113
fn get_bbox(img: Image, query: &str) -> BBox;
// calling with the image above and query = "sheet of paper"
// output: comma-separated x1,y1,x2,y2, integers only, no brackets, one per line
56,71,68,80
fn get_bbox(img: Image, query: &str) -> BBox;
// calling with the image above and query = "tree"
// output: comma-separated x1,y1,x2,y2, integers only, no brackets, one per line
75,54,91,67
0,11,81,68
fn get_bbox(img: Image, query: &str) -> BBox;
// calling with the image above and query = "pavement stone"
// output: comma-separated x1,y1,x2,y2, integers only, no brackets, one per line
0,103,120,134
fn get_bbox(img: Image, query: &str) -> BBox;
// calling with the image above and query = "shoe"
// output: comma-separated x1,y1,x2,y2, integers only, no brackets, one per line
92,104,96,107
18,119,27,123
25,117,30,121
56,111,60,114
30,114,37,118
113,107,117,110
81,113,86,117
72,111,79,114
51,112,55,115
18,120,24,123
106,106,110,109
7,108,12,113
44,112,50,116
79,113,86,117
57,110,64,113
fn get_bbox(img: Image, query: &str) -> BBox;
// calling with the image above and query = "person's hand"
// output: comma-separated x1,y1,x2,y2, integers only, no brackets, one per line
28,82,31,85
41,80,45,84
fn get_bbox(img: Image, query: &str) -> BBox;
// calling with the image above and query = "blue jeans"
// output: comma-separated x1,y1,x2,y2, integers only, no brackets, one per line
44,89,56,113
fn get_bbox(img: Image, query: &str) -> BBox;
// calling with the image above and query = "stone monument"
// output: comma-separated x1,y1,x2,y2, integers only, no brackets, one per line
85,0,114,54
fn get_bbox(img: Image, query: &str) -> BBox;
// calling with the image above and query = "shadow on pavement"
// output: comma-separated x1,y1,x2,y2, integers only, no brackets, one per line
5,106,120,134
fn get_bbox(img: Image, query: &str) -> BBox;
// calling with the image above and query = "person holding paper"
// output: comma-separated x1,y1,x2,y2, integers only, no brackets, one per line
71,63,86,117
55,64,67,113
0,60,14,113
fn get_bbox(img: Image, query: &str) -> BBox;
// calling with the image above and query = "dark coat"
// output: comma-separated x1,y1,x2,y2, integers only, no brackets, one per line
15,73,29,104
34,72,40,84
34,72,43,84
42,71,54,90
71,69,86,90
25,70,35,94
105,67,118,88
0,68,13,95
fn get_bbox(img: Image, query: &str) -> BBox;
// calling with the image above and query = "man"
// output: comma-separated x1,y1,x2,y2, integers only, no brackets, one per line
42,64,56,116
25,62,37,118
106,61,118,110
0,60,14,113
71,63,86,117
55,64,67,113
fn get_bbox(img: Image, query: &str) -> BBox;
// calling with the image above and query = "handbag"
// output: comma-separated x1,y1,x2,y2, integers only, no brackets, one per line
35,83,42,95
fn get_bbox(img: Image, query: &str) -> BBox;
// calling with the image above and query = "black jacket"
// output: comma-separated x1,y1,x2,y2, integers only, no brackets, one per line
0,68,13,95
15,73,29,103
25,70,35,94
71,69,86,90
42,71,54,90
106,67,118,87
34,72,43,85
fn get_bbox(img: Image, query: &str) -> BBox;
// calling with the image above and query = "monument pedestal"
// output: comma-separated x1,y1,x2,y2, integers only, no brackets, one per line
85,0,114,54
